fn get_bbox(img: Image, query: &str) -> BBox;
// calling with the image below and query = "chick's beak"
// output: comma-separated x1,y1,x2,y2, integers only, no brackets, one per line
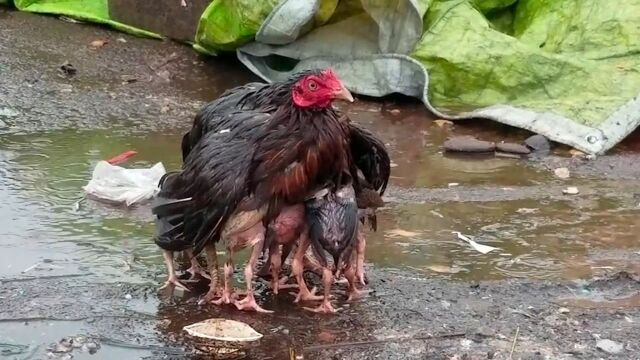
334,84,354,103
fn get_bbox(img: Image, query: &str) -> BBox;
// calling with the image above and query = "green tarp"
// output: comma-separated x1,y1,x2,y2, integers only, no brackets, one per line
4,0,640,154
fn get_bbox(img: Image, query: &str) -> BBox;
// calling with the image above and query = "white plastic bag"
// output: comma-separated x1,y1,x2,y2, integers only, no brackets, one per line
83,161,166,206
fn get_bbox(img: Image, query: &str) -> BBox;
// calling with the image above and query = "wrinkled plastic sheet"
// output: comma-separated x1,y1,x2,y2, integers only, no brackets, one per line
83,161,166,206
5,0,640,154
235,0,640,154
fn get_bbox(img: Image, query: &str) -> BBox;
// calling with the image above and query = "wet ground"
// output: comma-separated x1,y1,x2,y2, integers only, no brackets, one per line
1,8,640,360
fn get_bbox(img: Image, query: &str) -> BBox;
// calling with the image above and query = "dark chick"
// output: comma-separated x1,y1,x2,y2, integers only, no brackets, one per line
152,69,355,313
290,181,360,314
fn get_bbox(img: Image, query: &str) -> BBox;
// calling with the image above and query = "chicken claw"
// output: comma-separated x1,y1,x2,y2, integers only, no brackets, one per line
303,300,337,314
234,293,273,313
292,286,324,302
159,275,190,292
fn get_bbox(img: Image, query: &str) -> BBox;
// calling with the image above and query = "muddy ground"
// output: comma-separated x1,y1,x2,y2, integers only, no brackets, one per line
1,8,639,360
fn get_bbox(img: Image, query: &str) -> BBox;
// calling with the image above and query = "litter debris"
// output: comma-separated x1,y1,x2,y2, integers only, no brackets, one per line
0,106,19,118
116,37,127,43
434,119,453,128
448,182,459,187
386,229,420,238
563,187,580,195
82,161,165,206
183,318,263,342
596,339,623,354
516,208,538,214
554,167,571,179
427,265,463,274
58,62,77,78
89,39,108,48
453,232,499,254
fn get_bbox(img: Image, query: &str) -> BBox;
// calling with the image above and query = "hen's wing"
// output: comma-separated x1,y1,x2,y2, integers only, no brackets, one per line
348,123,390,195
157,112,269,254
181,82,268,160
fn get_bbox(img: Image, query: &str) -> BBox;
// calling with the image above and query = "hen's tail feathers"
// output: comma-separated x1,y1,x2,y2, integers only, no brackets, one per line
152,171,194,252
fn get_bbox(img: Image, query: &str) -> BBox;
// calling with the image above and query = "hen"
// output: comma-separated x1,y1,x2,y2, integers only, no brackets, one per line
153,70,355,312
179,72,390,289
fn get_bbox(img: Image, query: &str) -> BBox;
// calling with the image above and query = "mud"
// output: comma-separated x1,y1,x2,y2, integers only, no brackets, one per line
1,8,640,360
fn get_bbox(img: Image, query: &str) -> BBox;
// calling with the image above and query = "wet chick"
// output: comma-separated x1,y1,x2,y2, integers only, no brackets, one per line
291,183,361,313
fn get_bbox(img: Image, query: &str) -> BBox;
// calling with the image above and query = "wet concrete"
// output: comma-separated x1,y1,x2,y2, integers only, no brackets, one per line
1,8,640,360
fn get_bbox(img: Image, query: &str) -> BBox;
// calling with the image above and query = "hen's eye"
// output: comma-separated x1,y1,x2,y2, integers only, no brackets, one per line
308,81,318,91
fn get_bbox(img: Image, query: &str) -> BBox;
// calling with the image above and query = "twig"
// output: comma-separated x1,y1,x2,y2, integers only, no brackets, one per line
0,273,87,283
98,336,186,355
303,332,466,352
509,326,520,360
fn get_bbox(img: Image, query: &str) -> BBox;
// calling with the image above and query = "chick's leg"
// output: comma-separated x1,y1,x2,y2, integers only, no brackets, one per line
159,250,189,292
304,267,336,313
292,233,322,302
235,231,273,313
356,230,368,286
184,248,211,281
200,243,221,304
344,255,366,302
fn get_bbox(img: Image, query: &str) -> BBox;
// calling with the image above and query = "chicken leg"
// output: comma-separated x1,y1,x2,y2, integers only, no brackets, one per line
235,231,273,313
355,230,367,286
159,250,189,292
303,267,336,313
184,248,211,281
200,243,222,304
291,233,323,302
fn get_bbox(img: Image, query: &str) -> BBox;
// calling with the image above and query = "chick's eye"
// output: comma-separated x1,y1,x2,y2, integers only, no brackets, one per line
307,80,318,91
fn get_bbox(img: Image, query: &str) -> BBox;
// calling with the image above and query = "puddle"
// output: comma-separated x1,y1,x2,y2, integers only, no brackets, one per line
2,8,640,359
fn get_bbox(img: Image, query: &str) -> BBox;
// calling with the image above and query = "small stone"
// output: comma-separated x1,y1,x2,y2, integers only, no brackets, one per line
596,339,623,354
524,134,551,151
82,342,99,354
117,37,127,43
444,136,495,153
554,167,570,179
124,294,132,300
563,187,579,195
282,328,290,335
441,300,451,309
496,142,531,154
389,109,401,115
558,307,570,314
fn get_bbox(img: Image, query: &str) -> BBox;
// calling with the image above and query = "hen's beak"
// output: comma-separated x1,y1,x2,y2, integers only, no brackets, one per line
334,84,354,103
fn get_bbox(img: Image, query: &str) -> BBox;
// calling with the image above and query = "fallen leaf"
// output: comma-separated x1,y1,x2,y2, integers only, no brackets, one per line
386,229,420,238
434,119,453,127
563,187,579,195
183,318,263,342
453,232,499,254
427,265,462,274
90,39,108,48
554,167,570,179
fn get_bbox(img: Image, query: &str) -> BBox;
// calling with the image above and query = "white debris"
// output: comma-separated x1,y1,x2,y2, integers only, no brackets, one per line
183,318,263,342
453,232,500,254
83,161,166,206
